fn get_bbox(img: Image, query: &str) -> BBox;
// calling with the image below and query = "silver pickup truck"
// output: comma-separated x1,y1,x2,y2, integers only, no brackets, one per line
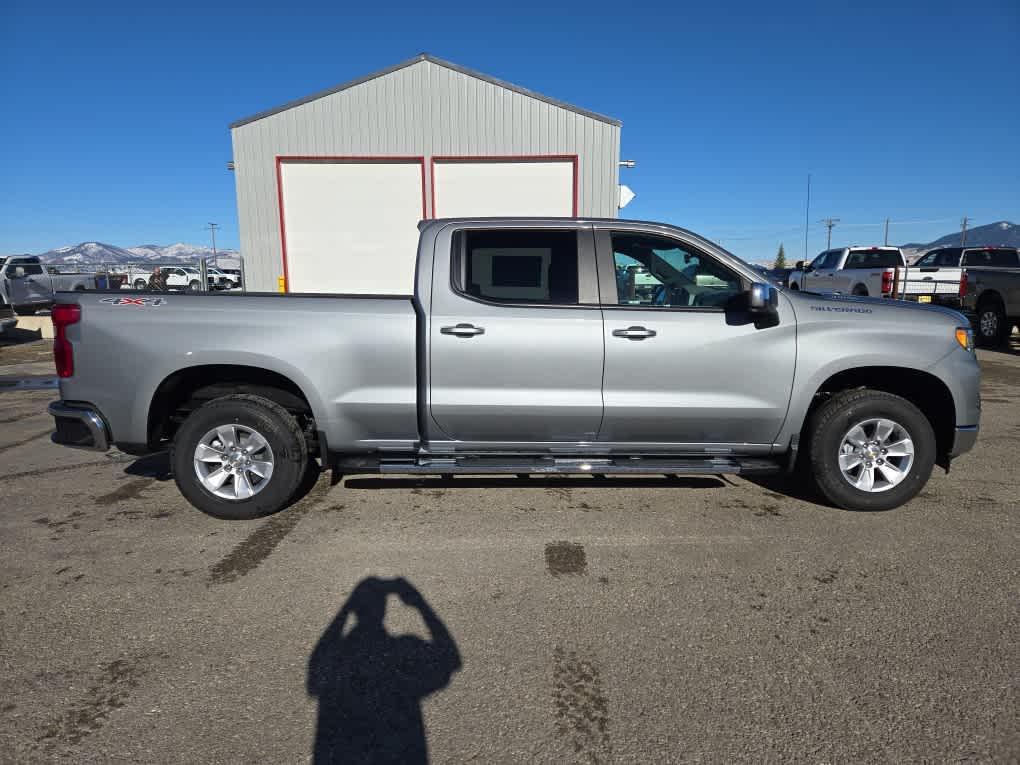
47,218,980,518
1,256,96,315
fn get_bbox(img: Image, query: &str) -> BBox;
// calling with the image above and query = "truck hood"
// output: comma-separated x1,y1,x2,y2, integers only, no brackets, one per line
784,289,968,326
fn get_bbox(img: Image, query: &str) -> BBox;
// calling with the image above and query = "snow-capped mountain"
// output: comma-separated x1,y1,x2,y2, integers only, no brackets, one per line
27,242,240,267
902,221,1019,261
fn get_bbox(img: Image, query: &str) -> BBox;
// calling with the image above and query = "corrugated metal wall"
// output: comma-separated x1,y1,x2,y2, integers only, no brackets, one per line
231,59,621,291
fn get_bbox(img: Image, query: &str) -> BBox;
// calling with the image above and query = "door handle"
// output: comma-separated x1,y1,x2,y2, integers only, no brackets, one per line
441,323,485,337
612,326,657,340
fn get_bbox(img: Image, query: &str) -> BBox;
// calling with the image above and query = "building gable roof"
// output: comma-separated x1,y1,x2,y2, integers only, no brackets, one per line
229,53,621,129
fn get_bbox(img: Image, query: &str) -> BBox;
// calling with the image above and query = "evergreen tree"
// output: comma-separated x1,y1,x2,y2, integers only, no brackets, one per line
773,243,787,270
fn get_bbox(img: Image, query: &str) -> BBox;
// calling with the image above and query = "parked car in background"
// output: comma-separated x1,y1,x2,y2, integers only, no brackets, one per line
161,266,205,292
896,246,1019,308
0,256,97,314
0,265,16,334
789,247,906,297
220,268,243,288
47,217,979,519
961,263,1020,347
206,267,240,290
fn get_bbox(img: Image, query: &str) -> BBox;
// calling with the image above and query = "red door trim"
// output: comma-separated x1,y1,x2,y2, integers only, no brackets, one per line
429,154,579,219
275,155,427,292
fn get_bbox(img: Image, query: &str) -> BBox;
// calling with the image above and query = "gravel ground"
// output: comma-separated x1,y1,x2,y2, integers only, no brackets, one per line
0,338,1017,763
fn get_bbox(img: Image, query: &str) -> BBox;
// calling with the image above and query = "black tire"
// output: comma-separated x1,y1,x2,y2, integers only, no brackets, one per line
790,283,800,291
807,389,935,511
14,305,37,316
851,284,868,296
171,394,309,520
188,280,202,292
975,298,1008,347
134,279,147,289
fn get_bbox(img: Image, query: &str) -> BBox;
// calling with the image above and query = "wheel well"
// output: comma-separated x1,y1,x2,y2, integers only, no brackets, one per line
148,365,317,451
805,366,956,463
851,283,868,295
976,290,1004,310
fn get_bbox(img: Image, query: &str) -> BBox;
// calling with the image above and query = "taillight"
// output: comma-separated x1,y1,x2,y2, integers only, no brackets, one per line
959,271,968,299
881,269,893,295
51,303,81,378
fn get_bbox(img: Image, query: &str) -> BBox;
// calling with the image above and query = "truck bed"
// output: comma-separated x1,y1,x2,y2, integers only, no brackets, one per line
56,290,420,453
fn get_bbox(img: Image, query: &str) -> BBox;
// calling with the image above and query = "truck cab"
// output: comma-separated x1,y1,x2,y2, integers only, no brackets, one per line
789,246,905,297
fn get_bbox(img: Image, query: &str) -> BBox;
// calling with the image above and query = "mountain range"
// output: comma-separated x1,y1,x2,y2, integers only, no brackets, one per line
901,221,1018,261
4,242,241,268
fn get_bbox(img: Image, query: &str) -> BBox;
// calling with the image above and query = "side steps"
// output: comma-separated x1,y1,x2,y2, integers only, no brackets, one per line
373,455,782,476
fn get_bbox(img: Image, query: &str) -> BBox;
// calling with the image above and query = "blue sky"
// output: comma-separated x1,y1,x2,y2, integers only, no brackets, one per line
2,0,1018,262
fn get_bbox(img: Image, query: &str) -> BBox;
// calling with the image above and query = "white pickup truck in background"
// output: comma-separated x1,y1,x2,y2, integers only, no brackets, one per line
789,246,906,297
894,246,1020,308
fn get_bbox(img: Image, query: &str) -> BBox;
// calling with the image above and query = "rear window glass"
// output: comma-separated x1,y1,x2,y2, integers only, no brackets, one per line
455,230,579,305
845,250,903,268
962,249,1019,268
916,250,961,268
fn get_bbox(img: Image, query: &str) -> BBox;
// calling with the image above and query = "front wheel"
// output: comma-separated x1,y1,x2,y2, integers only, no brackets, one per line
188,279,202,292
171,394,309,519
789,283,800,291
807,389,935,511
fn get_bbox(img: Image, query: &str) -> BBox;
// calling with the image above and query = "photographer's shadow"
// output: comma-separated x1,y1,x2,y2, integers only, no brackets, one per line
307,577,461,764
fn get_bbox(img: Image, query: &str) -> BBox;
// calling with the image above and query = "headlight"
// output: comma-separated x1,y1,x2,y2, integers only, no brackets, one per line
955,327,974,352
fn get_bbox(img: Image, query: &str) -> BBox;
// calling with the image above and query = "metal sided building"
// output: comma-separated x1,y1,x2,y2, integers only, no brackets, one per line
229,54,623,294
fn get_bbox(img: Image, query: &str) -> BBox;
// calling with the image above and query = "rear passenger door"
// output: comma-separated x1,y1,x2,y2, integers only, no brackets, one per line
427,225,605,446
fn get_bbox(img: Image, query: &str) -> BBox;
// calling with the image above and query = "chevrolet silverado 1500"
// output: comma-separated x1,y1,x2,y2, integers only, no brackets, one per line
47,218,980,517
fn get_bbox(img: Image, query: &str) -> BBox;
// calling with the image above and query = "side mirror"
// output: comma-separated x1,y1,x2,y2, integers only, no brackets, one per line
12,266,26,279
748,282,779,328
794,260,806,271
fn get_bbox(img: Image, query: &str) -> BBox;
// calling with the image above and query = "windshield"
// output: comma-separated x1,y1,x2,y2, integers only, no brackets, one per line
916,250,961,268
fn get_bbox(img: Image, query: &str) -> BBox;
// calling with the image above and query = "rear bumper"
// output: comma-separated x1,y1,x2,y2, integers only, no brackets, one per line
949,425,979,458
48,401,110,451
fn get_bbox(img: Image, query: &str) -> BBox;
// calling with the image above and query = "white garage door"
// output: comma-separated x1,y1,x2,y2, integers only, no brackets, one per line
432,158,576,218
278,159,425,294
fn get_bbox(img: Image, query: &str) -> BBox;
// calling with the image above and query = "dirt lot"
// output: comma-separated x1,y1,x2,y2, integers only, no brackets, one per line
1,336,1017,763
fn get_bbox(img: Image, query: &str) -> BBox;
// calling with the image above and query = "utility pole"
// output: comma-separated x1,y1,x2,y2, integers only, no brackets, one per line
820,217,840,250
803,174,811,260
206,222,219,268
960,216,969,247
884,218,890,246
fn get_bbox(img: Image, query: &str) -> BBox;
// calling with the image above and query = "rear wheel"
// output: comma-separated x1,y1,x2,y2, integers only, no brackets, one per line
975,299,1008,347
807,389,935,511
790,283,800,291
171,394,309,519
851,284,868,296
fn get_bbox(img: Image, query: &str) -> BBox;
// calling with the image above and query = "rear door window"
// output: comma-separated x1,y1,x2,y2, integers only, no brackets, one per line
454,230,579,305
916,249,962,268
962,249,1019,267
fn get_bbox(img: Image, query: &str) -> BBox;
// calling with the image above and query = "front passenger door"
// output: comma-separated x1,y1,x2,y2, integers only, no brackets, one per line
597,228,796,449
